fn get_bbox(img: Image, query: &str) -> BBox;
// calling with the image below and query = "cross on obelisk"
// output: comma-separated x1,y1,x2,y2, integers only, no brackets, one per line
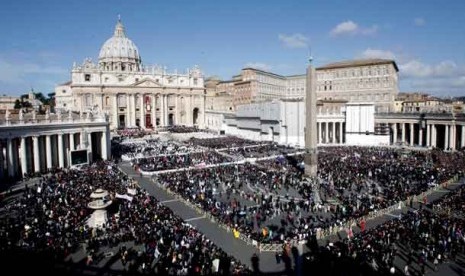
304,55,318,177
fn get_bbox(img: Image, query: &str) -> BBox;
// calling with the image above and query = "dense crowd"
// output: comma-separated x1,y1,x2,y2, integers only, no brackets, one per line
187,137,264,149
164,125,200,133
112,139,202,162
0,162,250,274
116,127,148,138
302,184,465,275
221,144,302,159
136,151,232,172
155,146,465,245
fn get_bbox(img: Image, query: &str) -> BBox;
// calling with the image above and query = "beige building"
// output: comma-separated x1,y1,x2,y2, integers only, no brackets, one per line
55,18,206,130
0,96,19,110
315,59,399,113
208,59,399,113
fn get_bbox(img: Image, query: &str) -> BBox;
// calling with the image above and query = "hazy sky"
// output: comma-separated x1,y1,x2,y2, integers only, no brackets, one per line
0,0,464,96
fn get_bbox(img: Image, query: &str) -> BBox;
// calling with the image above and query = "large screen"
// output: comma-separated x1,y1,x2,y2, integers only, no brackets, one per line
70,150,88,166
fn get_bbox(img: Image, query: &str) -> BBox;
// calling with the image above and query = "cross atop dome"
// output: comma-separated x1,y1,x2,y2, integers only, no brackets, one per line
113,15,126,37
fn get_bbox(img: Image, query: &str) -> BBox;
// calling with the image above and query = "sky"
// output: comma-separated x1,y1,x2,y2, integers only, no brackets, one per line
0,0,464,97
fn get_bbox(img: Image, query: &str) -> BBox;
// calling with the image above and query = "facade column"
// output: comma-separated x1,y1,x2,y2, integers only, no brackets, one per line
175,95,180,125
101,131,108,160
20,137,28,176
126,94,131,127
32,136,40,173
164,95,169,126
419,127,423,147
401,123,406,143
112,94,118,129
461,125,465,149
409,123,414,146
131,94,136,127
139,94,145,128
318,122,322,144
46,135,52,169
160,95,165,126
392,123,397,144
331,122,336,143
151,94,157,128
201,94,206,128
58,134,64,168
445,125,449,150
187,95,192,125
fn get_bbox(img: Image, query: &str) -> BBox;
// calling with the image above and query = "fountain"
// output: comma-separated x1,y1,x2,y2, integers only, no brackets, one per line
87,188,112,228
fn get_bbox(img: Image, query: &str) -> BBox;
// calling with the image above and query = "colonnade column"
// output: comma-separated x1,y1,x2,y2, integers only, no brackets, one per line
20,137,27,176
339,122,343,143
46,135,52,169
139,94,145,128
432,124,437,147
450,125,456,150
87,132,93,152
58,134,64,168
401,123,406,143
419,127,423,147
32,136,40,173
445,125,450,150
0,143,3,179
331,122,336,143
392,123,397,144
409,123,414,146
318,122,322,144
426,124,431,146
7,138,14,177
462,125,465,149
325,122,329,143
69,133,74,151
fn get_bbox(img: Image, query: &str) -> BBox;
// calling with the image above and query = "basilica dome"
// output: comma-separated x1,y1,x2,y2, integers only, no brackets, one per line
98,18,141,72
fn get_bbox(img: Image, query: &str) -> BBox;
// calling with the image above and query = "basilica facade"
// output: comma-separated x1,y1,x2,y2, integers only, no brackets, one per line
55,18,206,130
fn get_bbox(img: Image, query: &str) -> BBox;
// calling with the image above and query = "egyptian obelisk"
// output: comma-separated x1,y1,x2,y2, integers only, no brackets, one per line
304,57,318,177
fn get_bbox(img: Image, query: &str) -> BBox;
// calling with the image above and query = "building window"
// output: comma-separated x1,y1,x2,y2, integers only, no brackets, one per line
62,90,66,93
194,78,198,85
135,78,139,82
85,74,91,81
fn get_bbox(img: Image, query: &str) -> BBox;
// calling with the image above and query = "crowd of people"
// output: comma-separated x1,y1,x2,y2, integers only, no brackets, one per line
154,145,465,246
112,138,202,162
220,144,302,159
136,151,232,172
0,161,251,274
187,137,264,149
302,184,465,275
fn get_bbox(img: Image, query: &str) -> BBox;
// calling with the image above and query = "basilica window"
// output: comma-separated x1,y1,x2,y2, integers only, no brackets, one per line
85,74,91,82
